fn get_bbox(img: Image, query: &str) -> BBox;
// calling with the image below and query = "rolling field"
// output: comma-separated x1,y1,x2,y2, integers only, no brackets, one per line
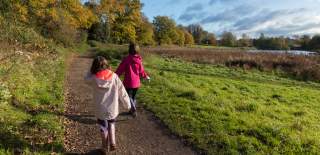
138,55,320,154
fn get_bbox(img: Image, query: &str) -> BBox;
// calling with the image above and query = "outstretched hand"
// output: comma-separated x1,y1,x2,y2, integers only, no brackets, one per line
146,76,151,82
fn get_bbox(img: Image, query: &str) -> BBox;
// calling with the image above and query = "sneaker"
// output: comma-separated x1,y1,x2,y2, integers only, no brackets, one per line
101,133,108,151
100,148,107,155
110,144,117,151
132,111,137,118
130,108,137,118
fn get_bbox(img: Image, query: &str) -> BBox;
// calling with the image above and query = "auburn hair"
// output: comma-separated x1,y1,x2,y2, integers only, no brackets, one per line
90,56,109,74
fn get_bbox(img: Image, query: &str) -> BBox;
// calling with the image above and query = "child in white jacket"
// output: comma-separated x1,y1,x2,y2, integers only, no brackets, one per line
85,56,131,152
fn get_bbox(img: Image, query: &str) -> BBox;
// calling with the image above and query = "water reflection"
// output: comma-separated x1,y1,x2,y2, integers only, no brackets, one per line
248,50,318,56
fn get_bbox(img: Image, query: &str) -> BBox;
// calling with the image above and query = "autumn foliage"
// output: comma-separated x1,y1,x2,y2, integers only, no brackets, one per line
0,0,195,46
1,0,97,45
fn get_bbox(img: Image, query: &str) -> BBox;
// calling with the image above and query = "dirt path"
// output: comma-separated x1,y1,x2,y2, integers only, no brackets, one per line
64,54,197,154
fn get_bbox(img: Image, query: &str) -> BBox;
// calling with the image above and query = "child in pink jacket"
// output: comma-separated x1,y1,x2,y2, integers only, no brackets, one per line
115,43,150,117
85,56,131,152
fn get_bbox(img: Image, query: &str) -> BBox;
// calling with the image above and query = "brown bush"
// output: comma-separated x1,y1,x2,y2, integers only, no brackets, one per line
143,47,320,82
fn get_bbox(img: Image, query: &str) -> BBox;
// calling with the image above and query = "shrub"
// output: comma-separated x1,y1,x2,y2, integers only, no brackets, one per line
50,19,79,47
0,19,49,50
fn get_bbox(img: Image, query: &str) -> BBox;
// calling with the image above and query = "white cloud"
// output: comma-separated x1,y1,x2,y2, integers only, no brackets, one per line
143,0,320,36
232,8,320,36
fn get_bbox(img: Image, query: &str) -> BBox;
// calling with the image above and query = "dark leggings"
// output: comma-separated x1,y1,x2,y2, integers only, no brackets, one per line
126,88,138,101
97,119,116,131
126,88,138,111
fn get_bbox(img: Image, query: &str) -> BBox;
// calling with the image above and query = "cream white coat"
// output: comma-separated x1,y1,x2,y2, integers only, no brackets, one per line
85,72,131,120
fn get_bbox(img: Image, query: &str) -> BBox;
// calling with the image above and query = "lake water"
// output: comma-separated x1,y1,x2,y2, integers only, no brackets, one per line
247,50,318,56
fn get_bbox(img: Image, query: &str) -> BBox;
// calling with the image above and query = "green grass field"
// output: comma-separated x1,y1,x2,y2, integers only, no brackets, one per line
136,55,320,154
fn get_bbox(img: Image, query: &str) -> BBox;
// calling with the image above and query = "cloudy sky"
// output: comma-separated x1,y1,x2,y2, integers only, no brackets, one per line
141,0,320,37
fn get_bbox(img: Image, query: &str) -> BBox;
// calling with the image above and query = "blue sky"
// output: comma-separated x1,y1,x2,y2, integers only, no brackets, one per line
141,0,320,37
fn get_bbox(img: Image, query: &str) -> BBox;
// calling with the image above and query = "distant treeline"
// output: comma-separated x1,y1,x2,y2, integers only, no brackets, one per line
1,0,319,52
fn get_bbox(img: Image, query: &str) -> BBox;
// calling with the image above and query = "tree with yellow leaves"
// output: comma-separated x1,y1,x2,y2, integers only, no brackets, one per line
88,0,143,43
136,15,155,46
1,0,97,45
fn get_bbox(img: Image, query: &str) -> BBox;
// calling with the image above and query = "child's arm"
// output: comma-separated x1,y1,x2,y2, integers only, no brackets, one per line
139,59,149,79
115,59,126,77
115,76,131,110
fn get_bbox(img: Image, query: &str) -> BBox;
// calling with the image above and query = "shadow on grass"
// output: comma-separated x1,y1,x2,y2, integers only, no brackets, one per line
0,98,65,153
0,123,28,153
0,122,64,153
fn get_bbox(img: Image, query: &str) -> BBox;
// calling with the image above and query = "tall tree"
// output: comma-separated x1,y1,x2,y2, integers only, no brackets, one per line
300,35,311,50
153,16,177,45
110,0,142,43
187,24,204,44
238,33,252,47
201,32,216,46
254,33,266,49
174,28,185,46
95,0,142,43
309,35,320,52
136,15,155,45
254,34,289,50
88,22,108,42
221,31,237,47
184,30,194,45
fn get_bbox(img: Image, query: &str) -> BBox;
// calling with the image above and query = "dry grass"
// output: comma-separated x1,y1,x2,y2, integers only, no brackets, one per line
143,47,320,82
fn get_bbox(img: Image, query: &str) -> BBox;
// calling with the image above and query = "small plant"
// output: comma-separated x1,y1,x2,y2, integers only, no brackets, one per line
176,91,198,100
235,103,258,112
0,83,11,104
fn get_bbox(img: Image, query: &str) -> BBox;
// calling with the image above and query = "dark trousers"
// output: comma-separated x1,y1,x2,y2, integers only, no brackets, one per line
126,88,138,111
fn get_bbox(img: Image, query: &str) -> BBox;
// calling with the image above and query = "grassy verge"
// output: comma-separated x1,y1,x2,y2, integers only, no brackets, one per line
0,44,67,154
0,21,68,154
91,43,320,154
138,55,320,154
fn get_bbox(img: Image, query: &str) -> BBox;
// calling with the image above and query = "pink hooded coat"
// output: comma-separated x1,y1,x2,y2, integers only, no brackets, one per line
115,54,148,88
